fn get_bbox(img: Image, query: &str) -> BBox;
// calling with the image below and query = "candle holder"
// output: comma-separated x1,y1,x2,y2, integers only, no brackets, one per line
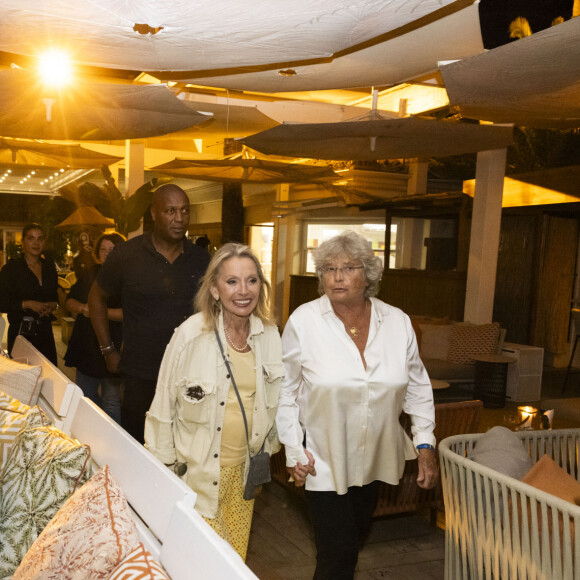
516,405,538,430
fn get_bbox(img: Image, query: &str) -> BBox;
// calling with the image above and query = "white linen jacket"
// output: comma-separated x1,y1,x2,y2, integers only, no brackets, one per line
276,295,435,494
145,311,284,518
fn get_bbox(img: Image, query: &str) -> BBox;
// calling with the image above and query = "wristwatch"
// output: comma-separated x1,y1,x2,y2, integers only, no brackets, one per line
416,444,435,451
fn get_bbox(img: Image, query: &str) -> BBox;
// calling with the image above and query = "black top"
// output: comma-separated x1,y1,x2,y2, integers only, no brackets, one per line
96,232,210,381
64,265,122,378
0,255,59,324
0,255,59,361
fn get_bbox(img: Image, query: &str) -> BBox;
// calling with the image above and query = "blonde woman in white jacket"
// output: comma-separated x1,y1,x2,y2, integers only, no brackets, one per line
145,243,283,560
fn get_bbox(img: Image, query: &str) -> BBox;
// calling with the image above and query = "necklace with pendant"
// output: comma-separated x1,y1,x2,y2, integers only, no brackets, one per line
349,326,359,337
224,326,248,352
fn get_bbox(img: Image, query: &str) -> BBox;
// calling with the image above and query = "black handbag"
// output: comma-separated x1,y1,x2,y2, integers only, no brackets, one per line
215,329,271,500
18,315,38,339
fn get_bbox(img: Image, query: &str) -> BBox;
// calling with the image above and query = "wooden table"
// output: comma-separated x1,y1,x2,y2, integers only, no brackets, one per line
472,353,516,409
431,379,450,390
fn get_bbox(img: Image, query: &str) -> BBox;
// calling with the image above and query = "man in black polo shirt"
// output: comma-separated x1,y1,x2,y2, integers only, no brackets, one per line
88,184,210,442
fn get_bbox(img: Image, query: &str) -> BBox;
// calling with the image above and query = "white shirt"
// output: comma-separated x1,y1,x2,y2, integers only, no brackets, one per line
276,295,435,494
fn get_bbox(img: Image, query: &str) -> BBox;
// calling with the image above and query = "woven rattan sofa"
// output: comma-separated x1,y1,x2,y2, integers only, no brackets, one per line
440,429,580,580
270,399,483,521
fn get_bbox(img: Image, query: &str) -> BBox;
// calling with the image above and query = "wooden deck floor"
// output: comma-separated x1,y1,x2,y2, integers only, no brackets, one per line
246,481,445,580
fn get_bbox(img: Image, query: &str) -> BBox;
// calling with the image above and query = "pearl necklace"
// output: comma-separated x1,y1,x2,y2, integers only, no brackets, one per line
224,326,249,352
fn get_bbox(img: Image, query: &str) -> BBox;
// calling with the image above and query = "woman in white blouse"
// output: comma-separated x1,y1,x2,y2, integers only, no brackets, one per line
276,230,438,579
145,243,283,561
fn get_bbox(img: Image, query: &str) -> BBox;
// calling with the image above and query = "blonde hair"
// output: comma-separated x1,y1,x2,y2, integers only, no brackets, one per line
313,230,383,298
195,243,274,329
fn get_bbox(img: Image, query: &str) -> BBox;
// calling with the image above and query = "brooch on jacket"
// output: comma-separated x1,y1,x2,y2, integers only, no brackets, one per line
184,385,205,402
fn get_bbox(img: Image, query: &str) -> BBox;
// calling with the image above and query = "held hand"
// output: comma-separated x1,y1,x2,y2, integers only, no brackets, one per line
416,448,439,489
103,350,121,374
39,302,58,317
288,448,317,487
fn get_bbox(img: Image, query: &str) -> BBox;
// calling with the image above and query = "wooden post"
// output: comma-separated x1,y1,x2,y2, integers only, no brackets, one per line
464,148,507,324
221,183,244,244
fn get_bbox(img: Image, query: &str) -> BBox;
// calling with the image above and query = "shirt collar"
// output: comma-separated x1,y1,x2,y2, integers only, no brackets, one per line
320,293,385,326
143,231,192,257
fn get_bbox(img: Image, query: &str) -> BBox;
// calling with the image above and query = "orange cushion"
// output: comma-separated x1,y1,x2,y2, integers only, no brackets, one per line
521,454,580,506
517,454,580,551
109,543,170,580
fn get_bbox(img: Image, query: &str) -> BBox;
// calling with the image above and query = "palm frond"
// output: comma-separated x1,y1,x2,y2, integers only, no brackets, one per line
509,17,532,40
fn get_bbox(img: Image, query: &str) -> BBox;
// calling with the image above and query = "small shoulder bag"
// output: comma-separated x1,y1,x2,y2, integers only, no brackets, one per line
214,329,271,500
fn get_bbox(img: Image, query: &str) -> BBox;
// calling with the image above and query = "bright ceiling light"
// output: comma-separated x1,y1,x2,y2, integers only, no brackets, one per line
38,49,72,86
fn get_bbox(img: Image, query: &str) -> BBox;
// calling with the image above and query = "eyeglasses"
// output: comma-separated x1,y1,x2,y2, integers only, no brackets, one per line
322,265,364,276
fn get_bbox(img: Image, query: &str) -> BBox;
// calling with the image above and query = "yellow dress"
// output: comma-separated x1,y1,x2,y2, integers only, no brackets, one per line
203,346,256,560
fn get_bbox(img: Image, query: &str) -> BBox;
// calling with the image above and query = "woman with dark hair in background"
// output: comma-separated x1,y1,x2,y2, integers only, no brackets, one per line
0,223,59,364
64,232,126,422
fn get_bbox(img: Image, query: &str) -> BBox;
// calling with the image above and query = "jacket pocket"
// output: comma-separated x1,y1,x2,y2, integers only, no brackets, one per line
262,362,284,408
178,380,216,424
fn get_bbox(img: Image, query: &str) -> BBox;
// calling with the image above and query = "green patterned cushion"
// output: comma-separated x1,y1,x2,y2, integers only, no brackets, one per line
0,406,50,470
0,426,92,577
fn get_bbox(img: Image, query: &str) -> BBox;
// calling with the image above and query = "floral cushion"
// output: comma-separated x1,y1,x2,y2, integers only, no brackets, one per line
109,543,170,580
0,356,43,406
0,426,92,577
13,465,140,580
0,405,49,470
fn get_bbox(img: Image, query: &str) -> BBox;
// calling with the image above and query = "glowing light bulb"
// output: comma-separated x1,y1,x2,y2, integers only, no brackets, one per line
38,49,72,86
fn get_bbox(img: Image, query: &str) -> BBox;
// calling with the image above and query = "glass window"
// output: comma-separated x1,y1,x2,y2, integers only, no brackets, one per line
249,225,274,285
304,217,456,273
393,217,457,271
305,223,387,273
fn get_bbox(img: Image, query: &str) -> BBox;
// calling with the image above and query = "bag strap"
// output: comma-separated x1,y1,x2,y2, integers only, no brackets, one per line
214,328,252,453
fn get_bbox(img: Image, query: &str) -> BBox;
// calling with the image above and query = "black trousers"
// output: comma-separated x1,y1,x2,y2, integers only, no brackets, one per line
121,374,157,444
305,482,379,580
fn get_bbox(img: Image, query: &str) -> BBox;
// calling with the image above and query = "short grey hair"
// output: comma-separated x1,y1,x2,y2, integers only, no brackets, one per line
313,231,384,298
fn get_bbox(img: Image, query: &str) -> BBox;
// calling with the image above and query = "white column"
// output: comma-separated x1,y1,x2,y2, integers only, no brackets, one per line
464,148,507,324
125,140,146,238
271,184,290,323
407,160,429,196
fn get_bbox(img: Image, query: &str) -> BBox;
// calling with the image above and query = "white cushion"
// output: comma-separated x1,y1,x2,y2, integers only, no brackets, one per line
0,356,43,406
419,323,452,359
469,426,533,480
